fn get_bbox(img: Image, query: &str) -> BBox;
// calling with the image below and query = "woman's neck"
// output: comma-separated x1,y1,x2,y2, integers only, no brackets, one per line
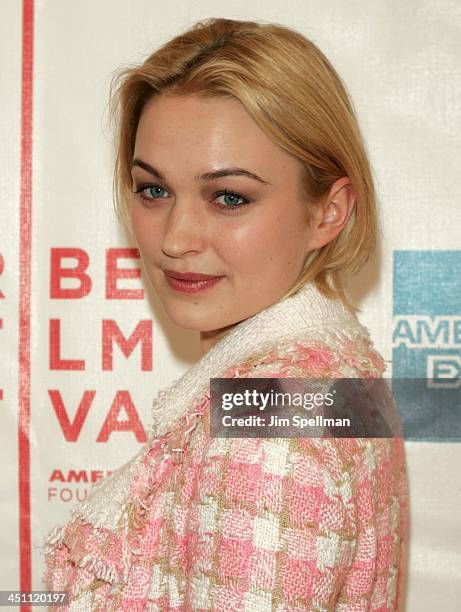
200,321,241,357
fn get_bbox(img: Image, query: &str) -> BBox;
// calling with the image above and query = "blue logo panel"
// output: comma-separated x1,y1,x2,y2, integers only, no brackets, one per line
392,251,461,441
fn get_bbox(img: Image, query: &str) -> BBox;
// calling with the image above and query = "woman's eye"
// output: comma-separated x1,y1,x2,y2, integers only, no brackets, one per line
133,184,250,212
134,184,169,202
215,190,250,211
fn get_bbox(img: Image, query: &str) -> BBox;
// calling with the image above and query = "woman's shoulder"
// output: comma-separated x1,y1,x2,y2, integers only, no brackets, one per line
195,325,403,508
223,329,387,380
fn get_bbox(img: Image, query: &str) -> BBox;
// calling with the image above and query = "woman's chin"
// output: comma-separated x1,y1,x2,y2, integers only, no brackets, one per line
162,305,222,333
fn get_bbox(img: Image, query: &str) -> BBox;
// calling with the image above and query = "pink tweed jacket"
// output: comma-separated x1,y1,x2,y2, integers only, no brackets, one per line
43,283,408,611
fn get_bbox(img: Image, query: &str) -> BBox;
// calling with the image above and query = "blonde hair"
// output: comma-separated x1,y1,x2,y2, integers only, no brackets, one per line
109,17,378,313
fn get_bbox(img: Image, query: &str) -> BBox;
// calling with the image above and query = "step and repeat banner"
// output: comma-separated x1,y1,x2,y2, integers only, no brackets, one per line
1,1,460,610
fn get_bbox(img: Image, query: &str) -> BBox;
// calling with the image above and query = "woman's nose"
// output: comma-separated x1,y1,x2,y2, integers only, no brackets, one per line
161,198,206,258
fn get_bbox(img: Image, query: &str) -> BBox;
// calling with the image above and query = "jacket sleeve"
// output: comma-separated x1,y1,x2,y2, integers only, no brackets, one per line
183,432,360,611
182,350,407,611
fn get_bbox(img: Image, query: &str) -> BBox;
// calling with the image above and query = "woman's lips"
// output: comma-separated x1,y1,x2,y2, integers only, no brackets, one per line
163,270,224,293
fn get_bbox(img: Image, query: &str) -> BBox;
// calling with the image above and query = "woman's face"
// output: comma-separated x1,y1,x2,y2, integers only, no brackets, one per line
130,93,317,346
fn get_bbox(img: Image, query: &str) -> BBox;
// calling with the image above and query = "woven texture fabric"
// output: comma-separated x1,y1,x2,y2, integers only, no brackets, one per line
42,284,409,611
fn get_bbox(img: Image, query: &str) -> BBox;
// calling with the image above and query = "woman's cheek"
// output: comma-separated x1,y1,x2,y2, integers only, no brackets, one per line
130,203,143,239
131,206,154,251
223,222,263,259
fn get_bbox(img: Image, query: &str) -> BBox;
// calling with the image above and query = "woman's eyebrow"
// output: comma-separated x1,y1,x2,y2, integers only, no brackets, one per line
131,158,271,185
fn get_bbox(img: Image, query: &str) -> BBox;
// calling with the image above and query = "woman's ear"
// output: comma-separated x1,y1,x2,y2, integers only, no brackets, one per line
304,177,356,251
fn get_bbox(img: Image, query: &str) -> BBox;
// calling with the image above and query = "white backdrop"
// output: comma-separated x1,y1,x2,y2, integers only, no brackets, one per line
1,1,460,610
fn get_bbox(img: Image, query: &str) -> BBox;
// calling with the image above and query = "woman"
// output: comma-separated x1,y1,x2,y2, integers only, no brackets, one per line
43,17,408,610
